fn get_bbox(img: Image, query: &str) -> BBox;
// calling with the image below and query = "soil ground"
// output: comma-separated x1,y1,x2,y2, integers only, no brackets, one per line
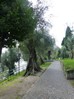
0,72,43,99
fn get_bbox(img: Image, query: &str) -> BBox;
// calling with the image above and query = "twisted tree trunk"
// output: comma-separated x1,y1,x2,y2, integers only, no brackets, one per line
0,45,2,70
39,55,45,65
0,47,2,63
24,39,41,76
71,50,74,59
9,69,14,76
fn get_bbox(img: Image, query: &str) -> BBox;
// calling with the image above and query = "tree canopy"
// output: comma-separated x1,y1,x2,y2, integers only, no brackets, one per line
0,0,55,76
61,26,74,59
0,0,36,57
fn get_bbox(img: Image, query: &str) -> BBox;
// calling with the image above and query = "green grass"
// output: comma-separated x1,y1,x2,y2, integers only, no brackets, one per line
40,62,51,70
62,59,74,86
62,59,74,71
0,70,25,89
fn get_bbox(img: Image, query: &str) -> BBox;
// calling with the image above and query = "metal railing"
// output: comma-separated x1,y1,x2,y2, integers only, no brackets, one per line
0,63,27,82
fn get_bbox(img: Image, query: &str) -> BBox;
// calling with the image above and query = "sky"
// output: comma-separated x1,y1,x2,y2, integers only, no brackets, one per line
29,0,74,48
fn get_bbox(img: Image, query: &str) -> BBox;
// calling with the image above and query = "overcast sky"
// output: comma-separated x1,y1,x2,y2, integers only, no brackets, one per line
49,0,74,48
29,0,74,48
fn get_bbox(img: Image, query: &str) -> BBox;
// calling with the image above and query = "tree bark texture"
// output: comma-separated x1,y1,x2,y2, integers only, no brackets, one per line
39,56,45,65
9,69,14,76
0,45,2,70
24,40,41,76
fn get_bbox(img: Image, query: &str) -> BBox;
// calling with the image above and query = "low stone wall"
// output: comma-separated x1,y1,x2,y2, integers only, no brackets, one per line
66,70,74,79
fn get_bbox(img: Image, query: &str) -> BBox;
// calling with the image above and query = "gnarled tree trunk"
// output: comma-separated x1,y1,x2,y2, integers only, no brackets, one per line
39,55,45,65
9,69,14,76
24,40,41,76
0,45,2,70
0,47,2,63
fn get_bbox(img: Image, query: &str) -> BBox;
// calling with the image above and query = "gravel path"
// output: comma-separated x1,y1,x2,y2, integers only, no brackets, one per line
22,61,74,99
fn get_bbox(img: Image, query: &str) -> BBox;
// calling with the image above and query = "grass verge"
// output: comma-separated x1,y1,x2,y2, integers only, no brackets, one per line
40,62,51,70
62,59,74,87
62,59,74,71
0,70,25,89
